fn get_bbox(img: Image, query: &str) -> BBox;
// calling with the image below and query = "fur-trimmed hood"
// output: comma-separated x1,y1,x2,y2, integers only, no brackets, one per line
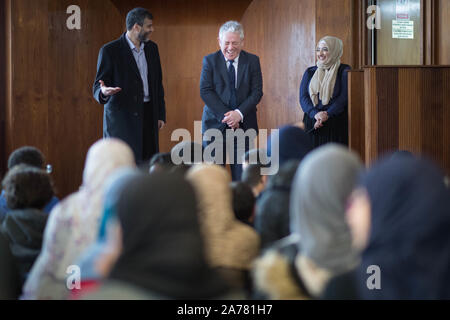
252,249,332,300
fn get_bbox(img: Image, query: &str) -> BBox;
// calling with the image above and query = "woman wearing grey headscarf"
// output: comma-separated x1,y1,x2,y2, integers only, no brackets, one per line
252,144,362,299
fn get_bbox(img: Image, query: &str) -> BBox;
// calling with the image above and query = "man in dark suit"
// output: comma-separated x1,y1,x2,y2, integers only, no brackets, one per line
200,21,263,181
93,8,166,165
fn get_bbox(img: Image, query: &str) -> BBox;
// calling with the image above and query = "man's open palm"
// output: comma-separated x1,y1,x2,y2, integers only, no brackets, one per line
99,80,122,96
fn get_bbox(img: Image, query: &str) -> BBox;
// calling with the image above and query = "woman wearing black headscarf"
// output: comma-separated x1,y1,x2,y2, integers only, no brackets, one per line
267,125,313,168
353,156,450,299
85,172,233,299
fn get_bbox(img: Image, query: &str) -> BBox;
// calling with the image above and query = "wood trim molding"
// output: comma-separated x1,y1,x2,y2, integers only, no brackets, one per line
364,68,377,165
4,0,12,163
424,0,439,65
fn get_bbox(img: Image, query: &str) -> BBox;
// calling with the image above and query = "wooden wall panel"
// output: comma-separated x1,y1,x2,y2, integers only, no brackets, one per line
444,70,450,174
46,0,123,196
420,68,443,164
348,70,365,163
398,69,422,153
0,0,6,176
316,0,357,68
364,66,450,176
7,0,49,163
241,0,316,135
437,0,450,64
376,68,399,154
5,0,123,197
364,68,378,163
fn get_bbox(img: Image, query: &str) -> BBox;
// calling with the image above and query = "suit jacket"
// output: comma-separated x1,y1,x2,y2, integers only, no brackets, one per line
200,50,263,134
93,33,166,161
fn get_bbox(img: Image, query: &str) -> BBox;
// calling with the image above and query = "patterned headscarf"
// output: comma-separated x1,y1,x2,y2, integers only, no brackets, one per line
22,138,135,299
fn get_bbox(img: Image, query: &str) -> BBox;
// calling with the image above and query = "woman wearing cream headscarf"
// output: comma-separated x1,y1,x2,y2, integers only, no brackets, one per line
22,138,136,300
299,36,350,148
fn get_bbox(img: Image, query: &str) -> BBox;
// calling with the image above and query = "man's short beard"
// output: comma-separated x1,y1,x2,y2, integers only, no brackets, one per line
138,32,150,43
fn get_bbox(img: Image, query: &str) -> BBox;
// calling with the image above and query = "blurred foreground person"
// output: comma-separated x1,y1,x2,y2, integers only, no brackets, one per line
253,145,362,299
346,156,450,299
84,172,235,299
22,139,135,299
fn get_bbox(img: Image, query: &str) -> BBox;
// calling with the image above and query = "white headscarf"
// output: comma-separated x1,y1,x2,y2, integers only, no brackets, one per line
309,36,343,106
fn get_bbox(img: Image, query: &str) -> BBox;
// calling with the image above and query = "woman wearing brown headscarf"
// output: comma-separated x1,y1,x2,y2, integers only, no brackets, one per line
186,164,260,294
299,36,350,148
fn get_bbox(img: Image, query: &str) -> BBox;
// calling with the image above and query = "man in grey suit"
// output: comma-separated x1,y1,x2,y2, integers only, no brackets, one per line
200,21,263,180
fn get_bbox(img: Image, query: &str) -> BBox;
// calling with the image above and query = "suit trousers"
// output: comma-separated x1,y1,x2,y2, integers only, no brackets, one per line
203,128,250,181
142,101,157,165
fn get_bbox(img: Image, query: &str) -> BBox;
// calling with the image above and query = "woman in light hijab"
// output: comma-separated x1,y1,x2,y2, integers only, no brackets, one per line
350,155,450,299
69,168,139,299
299,36,350,148
186,164,260,295
22,138,136,300
252,144,363,299
84,172,233,299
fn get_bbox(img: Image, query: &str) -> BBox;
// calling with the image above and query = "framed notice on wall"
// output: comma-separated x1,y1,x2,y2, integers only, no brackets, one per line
393,0,413,39
392,20,414,39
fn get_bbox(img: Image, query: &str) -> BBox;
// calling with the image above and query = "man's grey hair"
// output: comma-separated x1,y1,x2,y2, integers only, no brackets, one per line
219,21,244,40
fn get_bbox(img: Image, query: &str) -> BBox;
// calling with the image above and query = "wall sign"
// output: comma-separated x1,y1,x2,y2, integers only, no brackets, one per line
392,20,414,39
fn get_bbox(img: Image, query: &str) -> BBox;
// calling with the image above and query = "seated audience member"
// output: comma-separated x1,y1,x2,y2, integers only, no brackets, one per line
254,160,300,250
241,148,270,199
148,152,174,173
169,141,204,176
7,146,45,169
187,164,260,294
0,230,21,299
242,148,269,171
267,125,313,167
1,165,54,286
242,163,268,199
70,168,139,299
0,146,59,222
22,138,136,300
83,172,235,300
230,182,256,226
328,155,450,300
253,144,363,299
171,141,203,165
390,149,413,159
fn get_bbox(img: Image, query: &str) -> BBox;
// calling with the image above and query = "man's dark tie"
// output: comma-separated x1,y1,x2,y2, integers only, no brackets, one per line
228,60,237,108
